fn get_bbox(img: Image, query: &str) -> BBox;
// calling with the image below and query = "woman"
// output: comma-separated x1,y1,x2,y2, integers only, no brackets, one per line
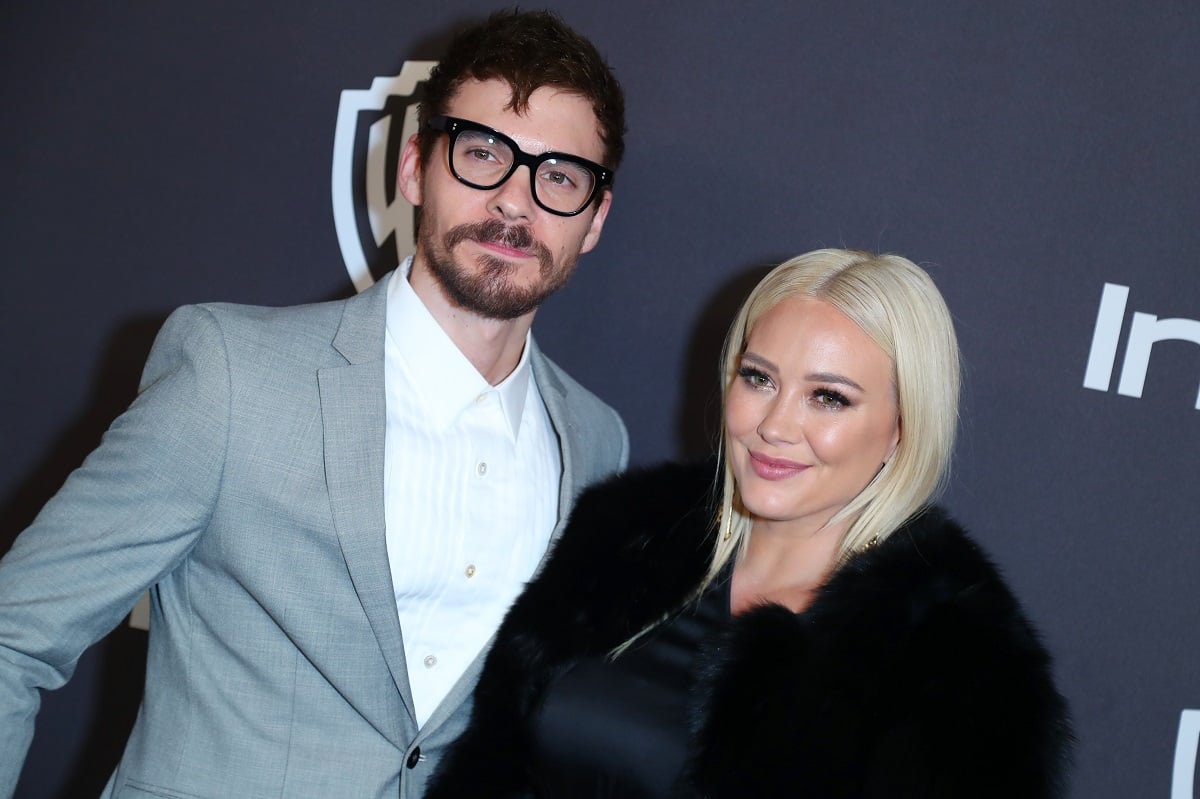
426,249,1072,798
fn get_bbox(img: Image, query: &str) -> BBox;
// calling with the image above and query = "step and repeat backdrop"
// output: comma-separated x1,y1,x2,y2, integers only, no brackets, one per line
3,2,1197,797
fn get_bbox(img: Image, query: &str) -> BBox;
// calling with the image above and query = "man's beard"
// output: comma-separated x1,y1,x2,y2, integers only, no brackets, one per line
422,217,575,321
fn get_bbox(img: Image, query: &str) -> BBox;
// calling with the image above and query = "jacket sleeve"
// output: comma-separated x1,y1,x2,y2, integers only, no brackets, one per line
0,305,230,796
856,573,1074,798
688,516,1073,799
828,513,1074,797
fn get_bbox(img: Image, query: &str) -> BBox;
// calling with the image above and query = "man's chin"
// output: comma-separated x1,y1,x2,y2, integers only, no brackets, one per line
476,252,526,278
440,273,546,320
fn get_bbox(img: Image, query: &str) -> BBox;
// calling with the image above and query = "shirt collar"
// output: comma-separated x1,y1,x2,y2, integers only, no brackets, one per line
385,257,531,438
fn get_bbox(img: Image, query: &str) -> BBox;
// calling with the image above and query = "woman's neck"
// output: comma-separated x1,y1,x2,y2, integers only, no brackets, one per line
730,517,846,615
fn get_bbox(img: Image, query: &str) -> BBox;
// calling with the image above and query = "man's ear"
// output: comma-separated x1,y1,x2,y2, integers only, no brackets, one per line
579,189,612,254
398,134,424,206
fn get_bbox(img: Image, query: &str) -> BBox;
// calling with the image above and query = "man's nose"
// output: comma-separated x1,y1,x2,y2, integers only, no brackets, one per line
489,166,535,221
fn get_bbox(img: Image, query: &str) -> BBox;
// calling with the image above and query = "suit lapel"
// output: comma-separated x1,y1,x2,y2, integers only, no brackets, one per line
530,343,581,538
318,273,417,737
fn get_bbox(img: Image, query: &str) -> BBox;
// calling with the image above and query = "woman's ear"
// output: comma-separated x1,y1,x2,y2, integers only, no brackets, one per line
885,417,901,464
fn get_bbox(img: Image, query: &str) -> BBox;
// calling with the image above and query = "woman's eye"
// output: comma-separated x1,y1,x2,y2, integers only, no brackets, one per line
737,366,772,389
813,389,851,409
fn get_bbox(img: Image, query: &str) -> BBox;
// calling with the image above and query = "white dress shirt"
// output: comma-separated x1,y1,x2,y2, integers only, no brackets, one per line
383,261,561,727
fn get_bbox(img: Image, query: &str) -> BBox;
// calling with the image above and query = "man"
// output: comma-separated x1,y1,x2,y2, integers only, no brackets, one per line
0,10,627,798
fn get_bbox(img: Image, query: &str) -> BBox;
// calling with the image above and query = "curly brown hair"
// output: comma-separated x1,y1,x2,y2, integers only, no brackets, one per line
416,9,625,176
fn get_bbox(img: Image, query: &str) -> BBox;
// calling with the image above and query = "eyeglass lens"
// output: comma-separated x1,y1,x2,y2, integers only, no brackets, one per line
450,130,597,215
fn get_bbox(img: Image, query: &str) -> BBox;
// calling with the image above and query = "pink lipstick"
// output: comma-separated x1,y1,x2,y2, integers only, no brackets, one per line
748,451,809,480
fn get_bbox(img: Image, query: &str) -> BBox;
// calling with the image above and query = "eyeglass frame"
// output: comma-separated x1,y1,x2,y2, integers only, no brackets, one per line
427,115,614,217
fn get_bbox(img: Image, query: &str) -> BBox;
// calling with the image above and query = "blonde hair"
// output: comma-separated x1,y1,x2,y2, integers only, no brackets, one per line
707,249,961,586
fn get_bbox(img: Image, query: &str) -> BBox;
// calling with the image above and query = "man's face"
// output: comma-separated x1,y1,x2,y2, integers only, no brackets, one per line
399,78,612,321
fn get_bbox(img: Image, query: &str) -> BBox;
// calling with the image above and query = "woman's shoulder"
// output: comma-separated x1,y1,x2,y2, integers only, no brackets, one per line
497,462,720,653
554,461,720,567
829,506,1015,611
573,461,718,520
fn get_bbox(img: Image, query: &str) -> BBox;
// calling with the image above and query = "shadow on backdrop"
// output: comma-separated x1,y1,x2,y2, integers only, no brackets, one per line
676,260,779,460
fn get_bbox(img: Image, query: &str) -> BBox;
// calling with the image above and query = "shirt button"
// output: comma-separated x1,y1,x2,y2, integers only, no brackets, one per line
423,654,437,668
476,462,488,476
474,393,487,404
465,564,476,578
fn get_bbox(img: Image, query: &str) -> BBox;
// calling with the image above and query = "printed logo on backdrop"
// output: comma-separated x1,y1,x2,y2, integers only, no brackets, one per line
1083,282,1200,409
331,61,437,293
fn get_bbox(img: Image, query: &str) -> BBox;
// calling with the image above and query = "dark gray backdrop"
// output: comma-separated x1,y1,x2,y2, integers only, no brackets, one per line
3,3,1197,798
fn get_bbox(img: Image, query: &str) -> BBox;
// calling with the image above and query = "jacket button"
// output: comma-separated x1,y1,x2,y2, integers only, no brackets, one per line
406,747,421,769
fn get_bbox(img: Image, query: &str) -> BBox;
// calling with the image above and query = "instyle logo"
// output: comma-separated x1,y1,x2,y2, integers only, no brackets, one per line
1083,283,1200,409
1174,710,1199,799
331,61,436,293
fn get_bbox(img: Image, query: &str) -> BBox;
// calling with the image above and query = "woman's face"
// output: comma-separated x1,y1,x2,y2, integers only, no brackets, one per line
725,296,900,536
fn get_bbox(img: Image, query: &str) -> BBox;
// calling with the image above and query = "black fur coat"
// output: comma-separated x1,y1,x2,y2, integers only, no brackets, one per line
427,463,1072,798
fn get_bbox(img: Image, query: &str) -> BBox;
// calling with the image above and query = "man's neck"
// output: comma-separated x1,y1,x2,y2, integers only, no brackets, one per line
407,260,534,386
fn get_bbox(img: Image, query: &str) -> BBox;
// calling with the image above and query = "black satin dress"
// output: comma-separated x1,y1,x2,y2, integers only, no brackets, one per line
526,573,732,798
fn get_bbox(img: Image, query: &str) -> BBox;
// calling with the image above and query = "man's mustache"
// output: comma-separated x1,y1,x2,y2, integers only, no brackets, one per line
447,219,535,252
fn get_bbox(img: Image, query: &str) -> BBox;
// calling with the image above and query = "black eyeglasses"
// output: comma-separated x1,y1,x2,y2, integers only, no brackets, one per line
428,115,613,217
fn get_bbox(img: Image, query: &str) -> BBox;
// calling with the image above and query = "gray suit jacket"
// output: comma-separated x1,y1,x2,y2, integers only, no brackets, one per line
0,272,629,798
